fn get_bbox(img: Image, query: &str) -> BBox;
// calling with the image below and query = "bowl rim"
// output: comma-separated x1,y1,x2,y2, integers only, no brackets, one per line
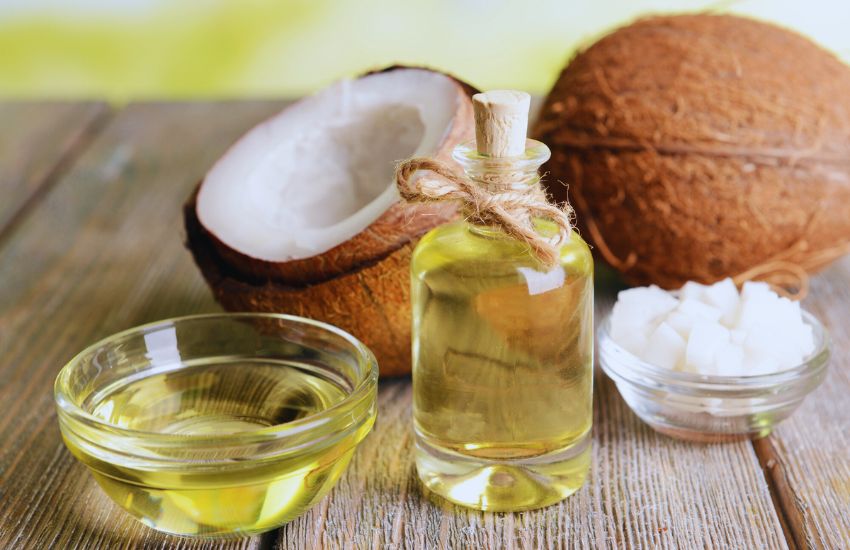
54,312,379,447
598,309,830,393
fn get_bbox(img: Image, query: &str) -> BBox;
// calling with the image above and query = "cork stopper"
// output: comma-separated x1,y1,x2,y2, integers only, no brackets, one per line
472,90,531,157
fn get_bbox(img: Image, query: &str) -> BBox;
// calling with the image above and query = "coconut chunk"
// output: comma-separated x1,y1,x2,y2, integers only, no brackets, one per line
666,310,695,339
714,343,745,376
611,285,677,342
680,281,707,301
686,321,730,373
676,298,722,323
702,278,739,326
642,322,686,370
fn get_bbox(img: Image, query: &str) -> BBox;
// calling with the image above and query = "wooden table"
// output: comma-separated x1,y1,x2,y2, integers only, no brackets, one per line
0,101,847,550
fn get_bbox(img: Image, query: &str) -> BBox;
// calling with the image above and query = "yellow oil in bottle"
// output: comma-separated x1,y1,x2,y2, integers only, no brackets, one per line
411,221,594,511
62,361,367,537
406,88,594,511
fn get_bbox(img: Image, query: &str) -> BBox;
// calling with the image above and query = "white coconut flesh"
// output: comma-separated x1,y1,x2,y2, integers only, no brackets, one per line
197,69,462,262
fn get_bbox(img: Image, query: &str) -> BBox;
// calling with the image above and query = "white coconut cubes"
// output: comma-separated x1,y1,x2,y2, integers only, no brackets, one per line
610,279,815,375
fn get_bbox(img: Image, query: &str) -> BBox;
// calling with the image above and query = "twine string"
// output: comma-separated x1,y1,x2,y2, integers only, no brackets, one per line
732,240,850,300
395,157,573,268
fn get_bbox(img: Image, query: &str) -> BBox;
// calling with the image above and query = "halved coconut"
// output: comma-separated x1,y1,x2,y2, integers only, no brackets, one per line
186,67,477,376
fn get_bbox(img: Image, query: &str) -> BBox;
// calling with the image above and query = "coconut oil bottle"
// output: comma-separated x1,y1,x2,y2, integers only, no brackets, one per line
406,91,593,511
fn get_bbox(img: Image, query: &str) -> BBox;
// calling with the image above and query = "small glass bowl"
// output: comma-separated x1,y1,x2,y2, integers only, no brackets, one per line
598,311,830,442
55,313,378,538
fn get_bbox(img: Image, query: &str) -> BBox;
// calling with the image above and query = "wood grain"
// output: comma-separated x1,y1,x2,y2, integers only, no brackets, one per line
276,287,788,549
0,102,108,237
753,256,850,549
0,102,284,549
2,100,846,549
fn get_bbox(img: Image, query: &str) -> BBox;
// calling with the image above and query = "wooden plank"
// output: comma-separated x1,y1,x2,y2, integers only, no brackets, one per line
277,285,788,549
0,100,793,549
0,102,108,235
753,257,850,549
0,101,285,549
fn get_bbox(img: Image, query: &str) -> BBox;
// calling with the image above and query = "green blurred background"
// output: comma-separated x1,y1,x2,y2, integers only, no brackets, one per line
2,0,848,101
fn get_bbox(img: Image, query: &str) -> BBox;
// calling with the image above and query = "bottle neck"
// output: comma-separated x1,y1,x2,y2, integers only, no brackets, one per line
452,138,550,192
466,170,542,192
453,139,551,234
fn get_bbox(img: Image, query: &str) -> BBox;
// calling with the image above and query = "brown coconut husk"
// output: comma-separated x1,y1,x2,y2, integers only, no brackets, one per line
535,14,850,295
185,197,416,376
187,67,478,376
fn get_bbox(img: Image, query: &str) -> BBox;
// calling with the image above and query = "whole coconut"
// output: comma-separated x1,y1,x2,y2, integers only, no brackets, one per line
535,14,850,290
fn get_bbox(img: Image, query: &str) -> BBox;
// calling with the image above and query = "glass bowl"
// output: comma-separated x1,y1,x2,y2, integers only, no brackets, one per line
598,310,829,442
55,313,378,538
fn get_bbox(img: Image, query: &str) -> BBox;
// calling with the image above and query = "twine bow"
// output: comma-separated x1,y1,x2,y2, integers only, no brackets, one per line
395,157,574,268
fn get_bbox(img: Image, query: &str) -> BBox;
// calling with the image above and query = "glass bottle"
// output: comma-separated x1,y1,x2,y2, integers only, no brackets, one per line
409,93,594,512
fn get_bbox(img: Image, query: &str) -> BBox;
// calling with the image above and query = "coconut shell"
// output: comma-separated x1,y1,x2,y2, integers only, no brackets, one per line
186,67,478,376
535,14,850,290
185,197,415,376
208,67,475,286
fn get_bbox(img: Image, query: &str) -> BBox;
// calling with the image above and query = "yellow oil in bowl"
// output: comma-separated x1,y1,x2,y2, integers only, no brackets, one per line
55,314,378,538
